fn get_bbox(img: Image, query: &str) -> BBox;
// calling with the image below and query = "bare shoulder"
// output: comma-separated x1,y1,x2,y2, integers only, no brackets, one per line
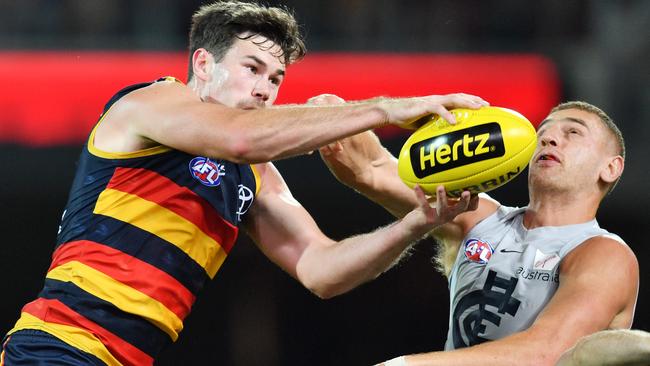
252,162,290,195
252,162,279,183
560,234,639,328
112,79,200,119
94,79,197,152
454,193,500,234
562,235,638,273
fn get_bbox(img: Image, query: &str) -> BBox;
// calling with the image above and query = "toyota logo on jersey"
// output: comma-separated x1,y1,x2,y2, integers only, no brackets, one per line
189,157,225,186
464,238,494,264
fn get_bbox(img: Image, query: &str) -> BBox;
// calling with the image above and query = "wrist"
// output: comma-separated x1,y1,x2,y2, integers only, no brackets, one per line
367,97,391,127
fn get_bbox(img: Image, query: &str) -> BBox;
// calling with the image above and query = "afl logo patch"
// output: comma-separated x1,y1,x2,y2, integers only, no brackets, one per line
189,157,225,187
464,238,494,264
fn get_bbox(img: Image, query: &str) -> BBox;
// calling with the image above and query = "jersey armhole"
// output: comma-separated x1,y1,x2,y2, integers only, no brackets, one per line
86,77,182,159
250,165,261,195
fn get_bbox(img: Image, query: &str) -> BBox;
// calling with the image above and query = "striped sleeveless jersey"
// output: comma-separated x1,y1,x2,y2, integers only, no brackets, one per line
7,78,260,365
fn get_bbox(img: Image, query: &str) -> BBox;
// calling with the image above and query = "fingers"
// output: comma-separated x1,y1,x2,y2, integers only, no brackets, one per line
456,190,472,213
431,104,456,125
435,185,448,216
413,184,429,208
445,93,490,109
468,194,480,211
434,186,477,218
423,93,489,125
318,141,343,157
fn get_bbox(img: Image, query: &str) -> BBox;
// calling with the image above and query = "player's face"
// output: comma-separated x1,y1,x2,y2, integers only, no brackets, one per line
204,35,285,109
528,108,616,194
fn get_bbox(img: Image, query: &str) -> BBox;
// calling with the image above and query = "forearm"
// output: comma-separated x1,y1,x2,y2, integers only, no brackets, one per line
323,140,420,218
296,212,429,299
357,157,420,218
232,103,388,163
388,330,565,366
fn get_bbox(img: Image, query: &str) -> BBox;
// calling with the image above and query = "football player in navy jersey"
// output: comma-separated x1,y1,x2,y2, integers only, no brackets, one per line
1,1,489,365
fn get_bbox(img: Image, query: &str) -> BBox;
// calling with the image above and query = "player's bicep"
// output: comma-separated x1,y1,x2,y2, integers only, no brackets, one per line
125,81,245,159
528,238,638,348
242,163,332,279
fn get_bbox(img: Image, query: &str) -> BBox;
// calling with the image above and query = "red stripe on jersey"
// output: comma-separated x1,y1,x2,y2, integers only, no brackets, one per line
23,298,153,366
50,240,195,320
106,167,238,253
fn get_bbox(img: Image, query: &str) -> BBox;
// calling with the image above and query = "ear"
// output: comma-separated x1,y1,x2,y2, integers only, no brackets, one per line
191,48,213,82
600,155,624,184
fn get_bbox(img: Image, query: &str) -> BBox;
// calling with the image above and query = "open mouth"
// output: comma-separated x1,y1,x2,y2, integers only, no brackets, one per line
537,153,560,163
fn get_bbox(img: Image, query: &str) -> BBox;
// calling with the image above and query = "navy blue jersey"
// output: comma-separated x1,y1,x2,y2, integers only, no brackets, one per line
8,77,259,366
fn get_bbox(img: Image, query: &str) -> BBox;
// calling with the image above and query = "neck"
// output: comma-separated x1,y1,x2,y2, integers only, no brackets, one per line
187,78,204,99
524,186,601,229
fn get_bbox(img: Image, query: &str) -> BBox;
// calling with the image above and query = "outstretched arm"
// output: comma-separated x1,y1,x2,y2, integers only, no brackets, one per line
242,162,478,299
95,80,488,163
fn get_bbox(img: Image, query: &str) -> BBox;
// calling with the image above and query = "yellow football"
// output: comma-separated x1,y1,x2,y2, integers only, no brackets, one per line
397,106,537,198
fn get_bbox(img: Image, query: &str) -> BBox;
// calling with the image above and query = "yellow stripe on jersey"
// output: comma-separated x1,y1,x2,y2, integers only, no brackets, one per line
94,188,228,278
46,261,183,341
8,312,123,366
250,164,261,195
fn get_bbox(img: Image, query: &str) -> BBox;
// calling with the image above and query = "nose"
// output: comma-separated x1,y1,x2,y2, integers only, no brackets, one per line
252,79,270,102
540,134,557,147
539,126,559,147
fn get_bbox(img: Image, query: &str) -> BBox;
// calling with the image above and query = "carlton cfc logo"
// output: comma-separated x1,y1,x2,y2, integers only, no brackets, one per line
464,238,494,264
189,157,226,186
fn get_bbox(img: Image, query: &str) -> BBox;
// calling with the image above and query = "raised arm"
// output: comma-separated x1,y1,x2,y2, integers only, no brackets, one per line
319,128,499,245
241,162,478,299
94,80,488,163
377,236,639,366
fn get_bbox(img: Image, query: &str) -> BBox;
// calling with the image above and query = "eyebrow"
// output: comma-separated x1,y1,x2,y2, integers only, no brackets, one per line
538,116,589,130
245,55,285,76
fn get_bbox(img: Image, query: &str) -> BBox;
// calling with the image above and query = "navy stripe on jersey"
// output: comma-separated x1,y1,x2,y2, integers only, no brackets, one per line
39,279,170,358
58,215,209,296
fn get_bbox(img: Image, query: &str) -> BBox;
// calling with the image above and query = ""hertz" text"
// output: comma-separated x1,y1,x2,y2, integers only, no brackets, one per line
410,122,505,178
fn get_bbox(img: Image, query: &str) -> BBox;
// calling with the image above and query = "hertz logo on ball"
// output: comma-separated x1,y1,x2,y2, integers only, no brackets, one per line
410,123,505,179
398,107,537,197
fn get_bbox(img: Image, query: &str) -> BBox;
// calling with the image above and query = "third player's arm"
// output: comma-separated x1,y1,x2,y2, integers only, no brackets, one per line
319,131,498,242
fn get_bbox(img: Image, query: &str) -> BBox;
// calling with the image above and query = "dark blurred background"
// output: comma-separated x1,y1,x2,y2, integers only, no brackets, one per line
0,1,648,365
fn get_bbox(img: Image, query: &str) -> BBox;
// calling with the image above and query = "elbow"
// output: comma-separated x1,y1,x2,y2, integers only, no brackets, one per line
300,271,348,300
227,134,255,163
218,132,273,164
303,279,341,300
310,288,336,300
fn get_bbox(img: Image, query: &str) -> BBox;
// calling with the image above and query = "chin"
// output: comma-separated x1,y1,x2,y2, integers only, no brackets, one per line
237,101,264,110
529,173,567,192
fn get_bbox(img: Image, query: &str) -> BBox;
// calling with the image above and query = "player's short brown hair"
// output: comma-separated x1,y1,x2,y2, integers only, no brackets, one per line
187,1,306,81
